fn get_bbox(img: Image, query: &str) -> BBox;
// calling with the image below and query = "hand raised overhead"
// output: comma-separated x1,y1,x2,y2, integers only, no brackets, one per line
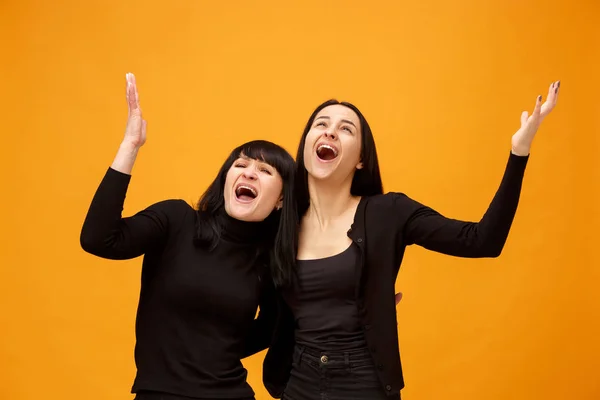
123,72,147,149
511,81,560,156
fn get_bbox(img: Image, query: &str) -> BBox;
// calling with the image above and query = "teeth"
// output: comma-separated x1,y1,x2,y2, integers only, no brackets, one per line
317,144,338,156
237,185,257,196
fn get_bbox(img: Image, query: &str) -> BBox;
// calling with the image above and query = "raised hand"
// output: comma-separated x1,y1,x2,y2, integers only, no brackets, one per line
110,73,147,174
123,72,147,149
511,81,560,156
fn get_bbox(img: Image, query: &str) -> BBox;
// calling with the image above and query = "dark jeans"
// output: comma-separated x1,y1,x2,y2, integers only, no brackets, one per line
134,391,254,400
282,345,400,400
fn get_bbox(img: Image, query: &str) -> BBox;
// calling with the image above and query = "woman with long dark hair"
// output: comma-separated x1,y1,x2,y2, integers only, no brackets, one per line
263,81,560,399
80,73,297,400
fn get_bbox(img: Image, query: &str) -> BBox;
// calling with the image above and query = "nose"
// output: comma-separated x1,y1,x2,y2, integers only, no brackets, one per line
242,168,258,180
322,130,336,141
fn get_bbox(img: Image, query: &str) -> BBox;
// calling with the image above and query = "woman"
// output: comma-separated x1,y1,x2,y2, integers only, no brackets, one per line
262,81,561,399
80,73,295,400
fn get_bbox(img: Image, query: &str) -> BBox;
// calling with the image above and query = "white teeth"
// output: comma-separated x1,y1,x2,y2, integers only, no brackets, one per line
237,185,257,196
317,144,338,156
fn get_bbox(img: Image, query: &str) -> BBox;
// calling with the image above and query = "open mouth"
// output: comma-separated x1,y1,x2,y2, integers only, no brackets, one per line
316,143,339,161
235,184,258,202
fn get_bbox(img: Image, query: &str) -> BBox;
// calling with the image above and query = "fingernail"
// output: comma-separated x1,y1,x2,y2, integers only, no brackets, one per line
555,87,558,94
538,95,542,101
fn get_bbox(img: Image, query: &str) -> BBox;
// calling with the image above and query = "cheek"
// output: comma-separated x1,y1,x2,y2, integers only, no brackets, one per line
261,180,283,207
342,138,362,161
303,134,318,162
223,172,235,200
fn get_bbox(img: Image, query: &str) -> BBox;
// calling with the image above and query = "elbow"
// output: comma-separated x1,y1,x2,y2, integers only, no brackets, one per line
79,227,104,256
79,233,96,255
477,240,505,258
487,247,503,258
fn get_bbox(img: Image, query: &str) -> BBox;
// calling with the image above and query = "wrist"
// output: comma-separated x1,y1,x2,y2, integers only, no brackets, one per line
511,145,530,157
119,140,142,154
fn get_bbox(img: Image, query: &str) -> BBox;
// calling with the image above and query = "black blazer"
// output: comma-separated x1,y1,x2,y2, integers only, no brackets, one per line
261,153,529,397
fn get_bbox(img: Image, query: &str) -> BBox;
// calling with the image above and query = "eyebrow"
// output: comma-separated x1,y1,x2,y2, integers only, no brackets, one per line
238,156,273,169
315,115,357,128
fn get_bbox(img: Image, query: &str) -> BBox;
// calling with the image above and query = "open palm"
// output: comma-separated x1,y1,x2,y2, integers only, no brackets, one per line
123,73,147,148
511,81,560,156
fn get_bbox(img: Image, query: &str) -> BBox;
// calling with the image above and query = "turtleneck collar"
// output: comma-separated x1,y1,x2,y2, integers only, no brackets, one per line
217,206,277,245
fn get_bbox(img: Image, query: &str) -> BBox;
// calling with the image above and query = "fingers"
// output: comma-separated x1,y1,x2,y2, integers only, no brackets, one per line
520,111,529,127
545,81,560,105
540,80,560,117
532,94,543,118
126,72,141,114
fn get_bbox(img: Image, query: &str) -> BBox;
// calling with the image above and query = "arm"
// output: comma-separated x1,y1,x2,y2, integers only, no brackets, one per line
402,152,527,257
242,280,279,358
403,81,560,258
79,169,180,259
80,72,169,260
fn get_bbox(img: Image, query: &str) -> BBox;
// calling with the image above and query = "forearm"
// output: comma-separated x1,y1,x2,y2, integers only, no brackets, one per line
80,166,132,258
404,152,529,258
110,141,141,175
474,152,528,254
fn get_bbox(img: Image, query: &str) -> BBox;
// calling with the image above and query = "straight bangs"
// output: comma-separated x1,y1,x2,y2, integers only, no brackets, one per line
238,140,295,180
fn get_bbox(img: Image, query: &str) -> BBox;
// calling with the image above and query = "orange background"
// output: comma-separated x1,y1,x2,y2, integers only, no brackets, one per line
1,0,598,399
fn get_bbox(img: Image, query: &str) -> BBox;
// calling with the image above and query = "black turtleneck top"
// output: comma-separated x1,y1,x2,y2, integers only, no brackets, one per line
80,167,275,399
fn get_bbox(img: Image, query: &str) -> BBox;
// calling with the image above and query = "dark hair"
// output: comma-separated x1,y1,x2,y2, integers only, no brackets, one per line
194,140,297,287
295,99,384,216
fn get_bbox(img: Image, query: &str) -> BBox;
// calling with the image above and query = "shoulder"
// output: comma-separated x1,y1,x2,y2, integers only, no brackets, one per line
362,192,421,212
144,199,196,224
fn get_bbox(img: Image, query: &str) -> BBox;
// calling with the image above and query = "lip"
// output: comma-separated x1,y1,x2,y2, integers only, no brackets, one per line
234,182,259,204
315,141,339,163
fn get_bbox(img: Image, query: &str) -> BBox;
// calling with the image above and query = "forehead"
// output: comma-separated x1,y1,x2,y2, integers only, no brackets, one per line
238,153,269,165
315,104,360,125
235,153,280,173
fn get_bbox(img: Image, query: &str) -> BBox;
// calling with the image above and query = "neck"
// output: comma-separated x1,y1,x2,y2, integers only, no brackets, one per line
218,207,275,244
306,175,358,228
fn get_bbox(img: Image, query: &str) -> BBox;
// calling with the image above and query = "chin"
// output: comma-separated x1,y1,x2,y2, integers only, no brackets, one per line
307,162,338,181
226,206,254,222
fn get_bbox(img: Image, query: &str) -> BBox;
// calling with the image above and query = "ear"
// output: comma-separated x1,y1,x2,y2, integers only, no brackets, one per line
275,195,283,210
356,161,364,170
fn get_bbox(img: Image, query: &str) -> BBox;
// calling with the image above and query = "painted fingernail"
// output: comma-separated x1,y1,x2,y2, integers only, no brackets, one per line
555,87,558,94
557,81,560,87
538,95,542,101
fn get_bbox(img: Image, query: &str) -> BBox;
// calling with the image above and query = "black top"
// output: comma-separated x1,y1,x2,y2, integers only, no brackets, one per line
80,167,277,399
262,152,529,397
282,243,366,350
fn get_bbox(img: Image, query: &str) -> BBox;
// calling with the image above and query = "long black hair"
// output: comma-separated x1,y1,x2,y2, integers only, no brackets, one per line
194,140,297,287
295,99,384,216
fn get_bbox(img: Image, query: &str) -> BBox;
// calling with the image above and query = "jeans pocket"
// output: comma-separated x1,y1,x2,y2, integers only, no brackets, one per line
350,363,381,384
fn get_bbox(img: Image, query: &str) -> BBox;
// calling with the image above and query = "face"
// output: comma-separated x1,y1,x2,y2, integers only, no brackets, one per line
303,104,363,182
223,154,284,222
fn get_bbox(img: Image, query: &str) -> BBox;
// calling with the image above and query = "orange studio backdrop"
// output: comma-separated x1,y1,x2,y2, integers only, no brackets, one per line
1,0,598,399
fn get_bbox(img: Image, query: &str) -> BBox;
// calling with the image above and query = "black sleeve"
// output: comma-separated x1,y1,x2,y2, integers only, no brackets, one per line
400,152,529,258
242,280,279,358
80,167,188,260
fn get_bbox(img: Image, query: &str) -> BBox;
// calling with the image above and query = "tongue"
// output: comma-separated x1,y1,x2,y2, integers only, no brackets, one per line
317,148,336,160
238,194,254,201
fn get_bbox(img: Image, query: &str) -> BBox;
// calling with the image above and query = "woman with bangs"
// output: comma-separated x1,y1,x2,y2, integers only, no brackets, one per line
80,73,296,400
262,81,561,399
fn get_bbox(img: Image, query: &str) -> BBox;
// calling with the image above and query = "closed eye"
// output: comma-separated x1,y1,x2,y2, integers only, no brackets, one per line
235,163,247,168
260,168,272,175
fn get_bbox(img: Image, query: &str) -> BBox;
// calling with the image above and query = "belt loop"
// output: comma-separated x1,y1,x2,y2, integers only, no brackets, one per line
298,346,305,366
